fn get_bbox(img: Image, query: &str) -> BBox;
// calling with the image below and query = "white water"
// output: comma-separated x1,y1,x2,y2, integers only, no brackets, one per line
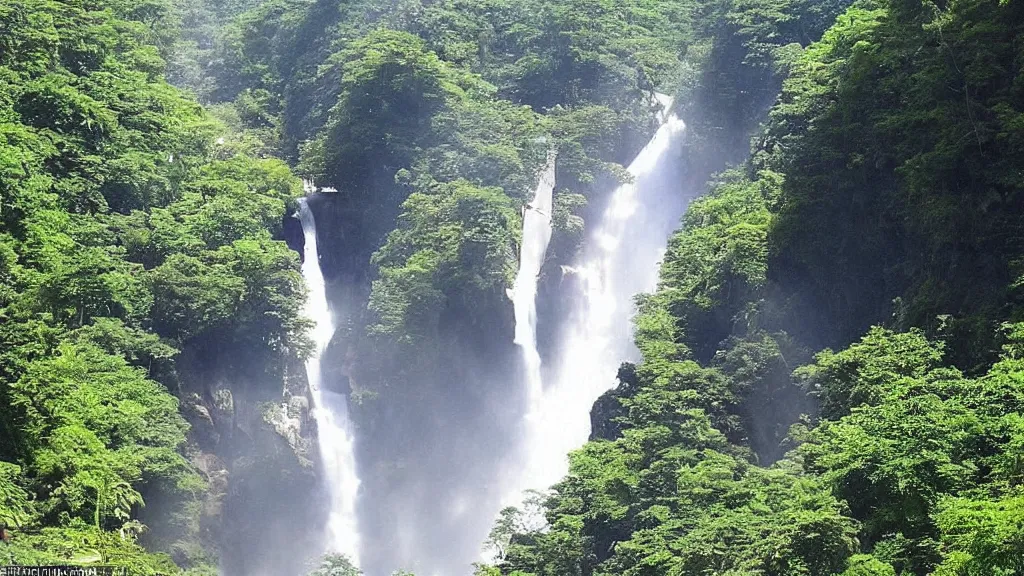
509,96,686,503
510,151,558,413
297,199,362,565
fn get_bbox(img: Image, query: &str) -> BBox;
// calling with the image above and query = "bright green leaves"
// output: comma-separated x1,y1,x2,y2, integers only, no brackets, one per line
629,465,855,576
37,246,151,327
293,29,550,392
794,327,946,419
493,0,691,110
300,29,549,317
504,325,1024,576
0,1,307,572
840,555,897,576
620,361,735,435
0,338,202,568
0,1,61,75
933,493,1024,575
305,28,546,217
309,30,464,192
765,0,1024,360
490,0,1022,573
625,167,800,458
421,96,545,199
212,238,310,360
3,523,180,576
306,554,363,576
34,425,145,528
69,318,179,382
0,0,217,215
9,342,194,528
500,404,857,576
798,326,1024,574
105,156,295,270
16,75,118,143
0,462,34,528
12,343,187,455
369,254,446,345
369,181,518,344
651,169,776,362
148,238,307,364
149,254,245,341
2,208,152,329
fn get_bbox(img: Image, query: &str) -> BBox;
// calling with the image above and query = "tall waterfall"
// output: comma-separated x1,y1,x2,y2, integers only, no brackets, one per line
511,96,687,501
511,151,558,413
297,199,362,565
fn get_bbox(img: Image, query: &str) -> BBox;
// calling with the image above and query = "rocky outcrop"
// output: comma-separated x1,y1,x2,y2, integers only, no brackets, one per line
174,355,324,576
589,363,640,442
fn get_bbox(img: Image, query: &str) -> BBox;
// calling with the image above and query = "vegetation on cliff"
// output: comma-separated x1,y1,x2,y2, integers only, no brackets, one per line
0,0,308,572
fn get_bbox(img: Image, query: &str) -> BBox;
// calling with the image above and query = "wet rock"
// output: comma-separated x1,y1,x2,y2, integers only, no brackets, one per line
589,363,641,441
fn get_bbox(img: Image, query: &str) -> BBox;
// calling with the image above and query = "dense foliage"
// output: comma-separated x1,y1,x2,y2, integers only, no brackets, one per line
3,0,1023,574
0,0,308,573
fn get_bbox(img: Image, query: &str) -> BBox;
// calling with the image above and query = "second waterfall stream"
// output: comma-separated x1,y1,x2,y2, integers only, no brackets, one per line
297,199,362,566
510,150,559,414
502,96,687,512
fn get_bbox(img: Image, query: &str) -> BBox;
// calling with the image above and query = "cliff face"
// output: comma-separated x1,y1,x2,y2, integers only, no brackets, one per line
176,352,325,576
140,211,327,576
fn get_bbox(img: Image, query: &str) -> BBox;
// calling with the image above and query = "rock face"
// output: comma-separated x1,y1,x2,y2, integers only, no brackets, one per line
282,205,306,259
589,389,627,442
175,341,325,576
265,395,315,463
589,363,640,442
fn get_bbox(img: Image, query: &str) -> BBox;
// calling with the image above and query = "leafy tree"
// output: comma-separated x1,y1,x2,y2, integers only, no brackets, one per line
799,326,1024,574
840,555,897,576
933,493,1024,576
306,554,362,576
0,462,34,529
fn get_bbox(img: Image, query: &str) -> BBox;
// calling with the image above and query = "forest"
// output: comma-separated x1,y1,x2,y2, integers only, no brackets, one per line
0,0,1022,575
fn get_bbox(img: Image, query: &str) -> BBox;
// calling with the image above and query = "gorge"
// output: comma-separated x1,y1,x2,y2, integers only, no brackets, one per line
2,1,1024,576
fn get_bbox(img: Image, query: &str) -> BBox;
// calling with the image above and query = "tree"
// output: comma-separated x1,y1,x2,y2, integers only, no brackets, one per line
307,554,362,576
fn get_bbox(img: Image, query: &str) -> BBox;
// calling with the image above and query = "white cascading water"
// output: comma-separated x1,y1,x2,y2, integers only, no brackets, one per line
508,95,686,503
297,199,362,565
510,151,558,413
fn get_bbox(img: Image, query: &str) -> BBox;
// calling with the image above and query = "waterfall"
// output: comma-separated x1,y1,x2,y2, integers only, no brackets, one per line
297,198,362,565
510,151,558,413
510,96,687,503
